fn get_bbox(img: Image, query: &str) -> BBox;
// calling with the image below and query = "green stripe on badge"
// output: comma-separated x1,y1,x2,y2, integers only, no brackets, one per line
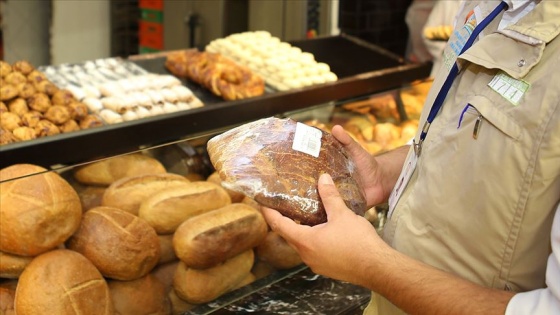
488,72,530,106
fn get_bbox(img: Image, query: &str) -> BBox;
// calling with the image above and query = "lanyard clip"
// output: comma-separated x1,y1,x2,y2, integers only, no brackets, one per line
413,138,423,157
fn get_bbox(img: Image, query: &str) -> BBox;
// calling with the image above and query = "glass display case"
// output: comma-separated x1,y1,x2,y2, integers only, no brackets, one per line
0,34,432,314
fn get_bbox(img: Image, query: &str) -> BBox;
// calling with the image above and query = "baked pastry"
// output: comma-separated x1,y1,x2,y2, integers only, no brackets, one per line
256,231,303,269
0,250,34,278
207,117,367,226
138,181,231,234
102,172,191,215
173,203,267,269
165,50,265,101
108,274,171,315
0,164,82,256
173,249,254,304
15,249,114,314
73,153,166,186
66,206,161,280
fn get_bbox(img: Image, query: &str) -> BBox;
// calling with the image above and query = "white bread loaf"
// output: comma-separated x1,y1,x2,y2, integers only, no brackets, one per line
15,249,114,314
173,203,267,269
66,206,160,280
138,181,231,234
0,164,82,256
172,249,254,304
73,153,166,186
102,173,191,215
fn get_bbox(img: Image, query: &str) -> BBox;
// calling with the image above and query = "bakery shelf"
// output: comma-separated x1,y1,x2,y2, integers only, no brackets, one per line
0,34,430,169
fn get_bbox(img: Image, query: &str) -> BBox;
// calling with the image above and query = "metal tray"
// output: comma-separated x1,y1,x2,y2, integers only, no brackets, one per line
0,34,430,169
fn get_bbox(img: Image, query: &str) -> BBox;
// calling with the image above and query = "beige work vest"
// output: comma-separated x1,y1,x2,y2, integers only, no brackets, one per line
365,2,560,314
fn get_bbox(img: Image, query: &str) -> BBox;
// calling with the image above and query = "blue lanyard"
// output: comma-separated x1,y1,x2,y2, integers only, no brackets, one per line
414,1,508,157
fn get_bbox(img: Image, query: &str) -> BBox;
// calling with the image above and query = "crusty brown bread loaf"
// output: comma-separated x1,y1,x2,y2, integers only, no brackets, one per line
256,231,303,270
0,251,34,278
15,249,114,314
138,181,231,234
108,274,171,315
172,249,254,304
0,164,82,256
102,173,191,215
173,203,267,269
73,153,166,186
207,117,367,226
66,206,160,280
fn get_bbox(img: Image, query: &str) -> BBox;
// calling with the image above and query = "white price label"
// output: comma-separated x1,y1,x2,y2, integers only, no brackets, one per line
292,122,322,158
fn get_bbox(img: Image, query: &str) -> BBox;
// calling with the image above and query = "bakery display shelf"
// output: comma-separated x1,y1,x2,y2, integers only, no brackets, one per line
0,34,430,169
185,265,370,315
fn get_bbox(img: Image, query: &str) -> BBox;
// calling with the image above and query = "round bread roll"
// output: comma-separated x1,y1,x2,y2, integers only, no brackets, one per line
73,153,166,186
108,274,171,315
0,164,82,256
15,249,114,314
102,173,191,215
0,251,34,278
173,249,254,304
158,234,177,265
256,231,303,269
138,181,231,234
66,206,160,280
173,203,267,269
207,171,245,202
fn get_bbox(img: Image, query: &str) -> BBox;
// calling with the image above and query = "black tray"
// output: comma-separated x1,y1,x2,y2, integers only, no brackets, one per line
0,34,430,169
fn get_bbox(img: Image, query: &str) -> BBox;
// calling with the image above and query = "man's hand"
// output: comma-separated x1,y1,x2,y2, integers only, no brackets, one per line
331,125,409,207
261,173,383,287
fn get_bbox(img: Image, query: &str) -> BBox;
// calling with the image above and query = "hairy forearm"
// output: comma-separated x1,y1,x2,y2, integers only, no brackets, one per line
373,145,411,203
359,240,516,315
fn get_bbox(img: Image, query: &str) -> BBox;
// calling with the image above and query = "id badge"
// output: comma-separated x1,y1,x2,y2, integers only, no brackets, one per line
387,150,418,218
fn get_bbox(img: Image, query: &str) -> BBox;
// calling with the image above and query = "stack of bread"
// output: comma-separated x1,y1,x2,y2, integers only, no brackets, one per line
0,60,103,145
0,150,303,314
40,58,204,124
205,31,338,91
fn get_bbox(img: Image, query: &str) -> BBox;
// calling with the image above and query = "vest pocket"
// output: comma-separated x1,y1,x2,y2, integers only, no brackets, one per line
457,95,522,141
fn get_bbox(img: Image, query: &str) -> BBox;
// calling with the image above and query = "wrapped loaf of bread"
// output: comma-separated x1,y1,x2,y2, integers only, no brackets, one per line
207,117,367,226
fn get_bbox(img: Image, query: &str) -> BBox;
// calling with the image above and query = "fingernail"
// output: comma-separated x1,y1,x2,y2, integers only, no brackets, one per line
319,173,333,185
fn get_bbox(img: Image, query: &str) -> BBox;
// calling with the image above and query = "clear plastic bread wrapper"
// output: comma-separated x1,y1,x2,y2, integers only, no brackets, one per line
207,117,367,226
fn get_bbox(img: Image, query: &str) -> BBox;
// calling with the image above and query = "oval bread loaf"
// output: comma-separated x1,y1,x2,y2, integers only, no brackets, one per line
102,173,191,215
173,203,267,269
73,153,166,186
0,251,33,278
172,249,254,304
139,181,231,234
